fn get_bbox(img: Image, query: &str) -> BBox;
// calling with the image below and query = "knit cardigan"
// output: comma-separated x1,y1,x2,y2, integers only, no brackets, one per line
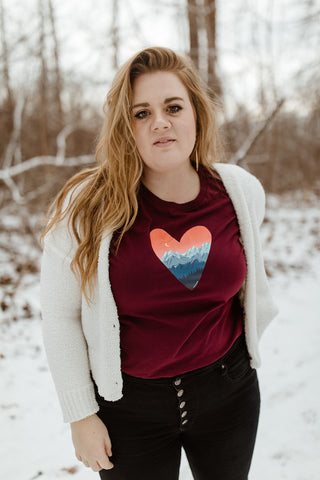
40,163,278,423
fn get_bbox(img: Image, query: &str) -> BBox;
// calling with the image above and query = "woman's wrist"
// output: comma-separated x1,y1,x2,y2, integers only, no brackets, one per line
71,413,96,426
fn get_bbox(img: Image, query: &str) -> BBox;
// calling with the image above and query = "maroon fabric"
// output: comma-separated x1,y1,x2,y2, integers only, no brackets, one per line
109,166,246,378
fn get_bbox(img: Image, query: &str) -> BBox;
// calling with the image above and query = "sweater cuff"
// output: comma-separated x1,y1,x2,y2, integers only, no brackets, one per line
58,383,100,423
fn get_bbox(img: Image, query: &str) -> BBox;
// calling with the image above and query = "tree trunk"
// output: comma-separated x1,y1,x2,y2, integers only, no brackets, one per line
111,0,119,70
188,0,199,69
0,0,13,107
38,0,49,156
48,0,64,131
204,0,221,96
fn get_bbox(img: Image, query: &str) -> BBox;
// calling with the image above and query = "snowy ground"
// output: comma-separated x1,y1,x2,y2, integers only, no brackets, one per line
0,191,319,480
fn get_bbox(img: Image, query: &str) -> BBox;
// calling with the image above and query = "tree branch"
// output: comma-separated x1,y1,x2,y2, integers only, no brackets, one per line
56,125,75,164
3,93,25,169
2,176,23,203
229,98,285,165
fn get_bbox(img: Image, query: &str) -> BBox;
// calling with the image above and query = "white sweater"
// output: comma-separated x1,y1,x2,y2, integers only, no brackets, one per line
40,163,278,423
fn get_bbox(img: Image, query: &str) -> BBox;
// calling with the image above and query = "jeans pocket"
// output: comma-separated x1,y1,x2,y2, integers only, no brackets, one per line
220,342,253,382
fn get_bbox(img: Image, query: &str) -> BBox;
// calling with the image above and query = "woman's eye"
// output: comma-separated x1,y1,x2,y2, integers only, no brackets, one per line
168,105,182,114
134,110,149,120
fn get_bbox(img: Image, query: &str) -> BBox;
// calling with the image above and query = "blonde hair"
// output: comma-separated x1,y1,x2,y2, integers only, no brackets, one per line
41,46,223,300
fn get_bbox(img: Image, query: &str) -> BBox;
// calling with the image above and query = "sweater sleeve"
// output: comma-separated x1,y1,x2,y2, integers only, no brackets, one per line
40,215,99,423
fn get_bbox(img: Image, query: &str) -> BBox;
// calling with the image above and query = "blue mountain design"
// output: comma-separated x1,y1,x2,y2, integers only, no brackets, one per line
160,242,211,290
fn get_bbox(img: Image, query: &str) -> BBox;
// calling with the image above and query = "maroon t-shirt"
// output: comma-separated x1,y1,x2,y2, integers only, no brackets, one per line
109,166,246,378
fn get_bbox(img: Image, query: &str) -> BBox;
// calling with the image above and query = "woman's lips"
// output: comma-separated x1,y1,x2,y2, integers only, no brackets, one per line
153,138,176,147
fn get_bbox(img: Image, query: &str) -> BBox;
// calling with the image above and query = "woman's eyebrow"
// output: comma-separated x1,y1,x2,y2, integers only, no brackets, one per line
164,96,184,104
131,97,185,110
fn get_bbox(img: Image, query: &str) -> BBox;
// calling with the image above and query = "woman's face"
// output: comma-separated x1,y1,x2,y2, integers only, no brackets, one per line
131,71,196,178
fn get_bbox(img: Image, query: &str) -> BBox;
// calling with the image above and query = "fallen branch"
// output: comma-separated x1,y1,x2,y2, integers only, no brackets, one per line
0,154,95,180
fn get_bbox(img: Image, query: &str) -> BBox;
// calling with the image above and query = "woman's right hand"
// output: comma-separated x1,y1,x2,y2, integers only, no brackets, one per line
70,413,114,472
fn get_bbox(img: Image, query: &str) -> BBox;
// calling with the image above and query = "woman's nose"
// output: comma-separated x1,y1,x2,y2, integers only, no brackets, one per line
151,113,171,131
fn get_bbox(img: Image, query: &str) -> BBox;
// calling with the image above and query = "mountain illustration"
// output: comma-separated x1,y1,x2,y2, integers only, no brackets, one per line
160,242,211,289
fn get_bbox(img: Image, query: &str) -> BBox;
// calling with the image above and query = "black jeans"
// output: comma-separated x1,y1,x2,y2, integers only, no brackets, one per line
94,333,260,480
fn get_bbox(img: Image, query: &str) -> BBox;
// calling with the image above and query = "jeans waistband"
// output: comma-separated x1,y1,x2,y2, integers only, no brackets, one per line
122,332,247,386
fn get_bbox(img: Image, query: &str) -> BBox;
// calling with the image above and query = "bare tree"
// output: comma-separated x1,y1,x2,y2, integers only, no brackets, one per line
111,0,119,70
203,0,221,96
0,0,14,171
188,0,199,69
48,0,64,131
0,0,12,107
38,0,49,156
187,0,221,96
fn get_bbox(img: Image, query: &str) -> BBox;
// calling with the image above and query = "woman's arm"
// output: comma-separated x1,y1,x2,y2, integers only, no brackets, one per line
40,219,99,422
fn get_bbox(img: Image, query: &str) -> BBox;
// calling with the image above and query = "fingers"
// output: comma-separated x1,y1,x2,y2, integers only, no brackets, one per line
97,459,114,471
104,437,113,458
99,437,114,470
75,453,82,462
81,458,90,468
75,452,114,471
92,461,103,472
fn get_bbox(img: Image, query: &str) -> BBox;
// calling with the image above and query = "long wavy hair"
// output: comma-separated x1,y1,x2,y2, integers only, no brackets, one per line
41,46,223,300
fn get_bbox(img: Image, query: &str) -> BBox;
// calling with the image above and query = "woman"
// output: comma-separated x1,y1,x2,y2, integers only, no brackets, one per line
40,47,278,480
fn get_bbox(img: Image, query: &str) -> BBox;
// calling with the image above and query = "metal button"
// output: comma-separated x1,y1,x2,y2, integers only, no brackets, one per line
181,411,187,418
174,378,182,386
182,419,188,425
177,389,184,397
179,401,186,409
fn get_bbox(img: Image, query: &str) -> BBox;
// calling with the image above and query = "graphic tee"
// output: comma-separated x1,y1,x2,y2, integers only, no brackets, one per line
109,166,247,378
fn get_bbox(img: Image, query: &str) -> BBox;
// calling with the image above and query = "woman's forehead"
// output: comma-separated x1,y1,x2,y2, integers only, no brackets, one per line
132,71,190,104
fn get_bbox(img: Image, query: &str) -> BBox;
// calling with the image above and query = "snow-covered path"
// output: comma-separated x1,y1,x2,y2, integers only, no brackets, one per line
1,193,319,480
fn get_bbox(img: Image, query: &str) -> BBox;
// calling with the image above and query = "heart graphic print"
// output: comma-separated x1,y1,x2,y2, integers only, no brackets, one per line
150,226,212,290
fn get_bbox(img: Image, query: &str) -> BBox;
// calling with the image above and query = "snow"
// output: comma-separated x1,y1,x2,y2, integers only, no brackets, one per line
0,191,319,480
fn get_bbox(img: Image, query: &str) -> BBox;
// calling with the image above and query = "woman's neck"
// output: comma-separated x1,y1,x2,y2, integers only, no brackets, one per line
142,163,200,204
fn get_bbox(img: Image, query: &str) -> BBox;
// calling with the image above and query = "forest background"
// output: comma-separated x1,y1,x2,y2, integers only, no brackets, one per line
0,0,319,205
